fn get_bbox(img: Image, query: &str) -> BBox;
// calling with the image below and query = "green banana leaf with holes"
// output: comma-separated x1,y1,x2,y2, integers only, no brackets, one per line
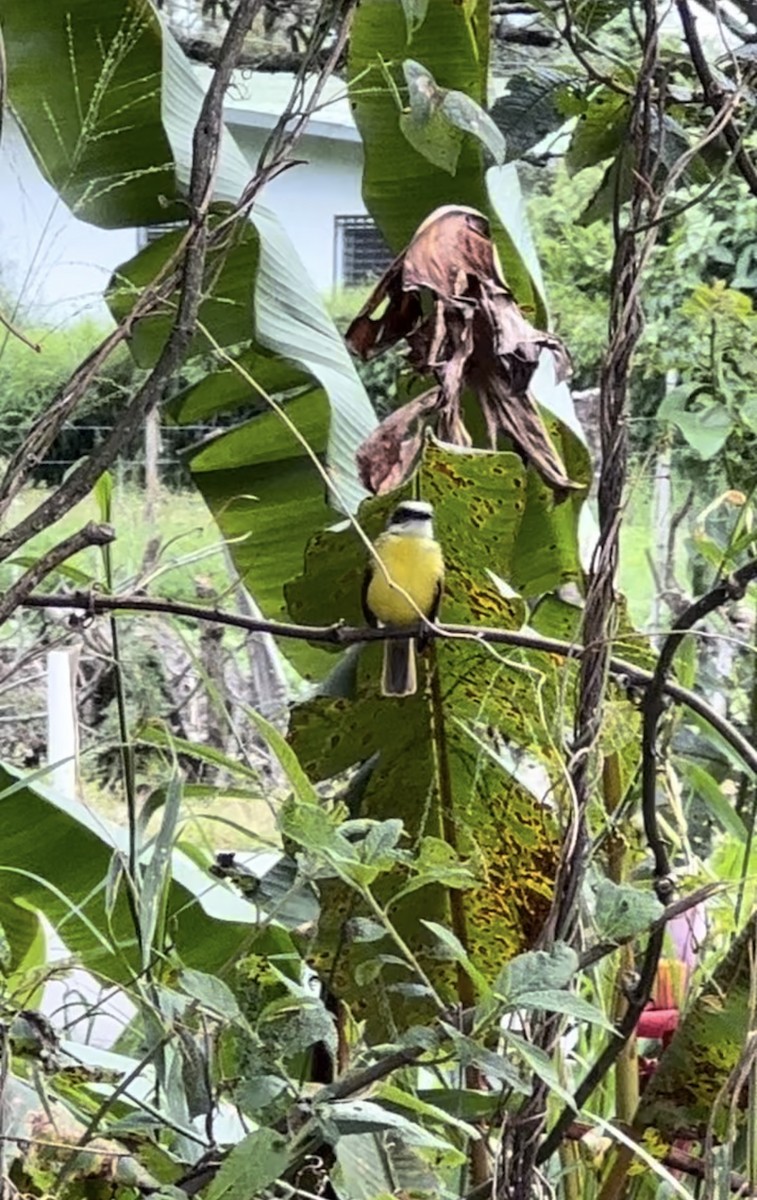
284,439,597,1034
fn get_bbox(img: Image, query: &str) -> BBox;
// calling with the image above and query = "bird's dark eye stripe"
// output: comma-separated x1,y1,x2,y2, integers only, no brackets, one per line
392,505,432,523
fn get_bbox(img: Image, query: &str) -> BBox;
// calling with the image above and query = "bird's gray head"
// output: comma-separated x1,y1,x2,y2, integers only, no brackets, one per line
386,500,435,537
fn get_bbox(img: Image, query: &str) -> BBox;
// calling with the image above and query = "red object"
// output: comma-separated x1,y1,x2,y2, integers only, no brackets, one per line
636,1006,679,1041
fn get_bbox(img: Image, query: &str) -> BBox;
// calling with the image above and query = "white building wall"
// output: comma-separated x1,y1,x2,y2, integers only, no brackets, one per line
0,114,365,326
230,124,367,291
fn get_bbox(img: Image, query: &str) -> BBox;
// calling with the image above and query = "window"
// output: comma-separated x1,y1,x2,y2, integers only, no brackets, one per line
334,215,393,287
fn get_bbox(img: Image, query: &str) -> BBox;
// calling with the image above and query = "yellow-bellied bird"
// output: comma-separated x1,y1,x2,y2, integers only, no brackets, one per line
362,500,444,697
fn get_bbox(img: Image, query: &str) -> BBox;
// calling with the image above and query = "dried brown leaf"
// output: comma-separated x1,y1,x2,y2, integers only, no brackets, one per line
356,389,440,495
345,257,422,360
477,369,580,502
346,204,581,500
403,205,505,300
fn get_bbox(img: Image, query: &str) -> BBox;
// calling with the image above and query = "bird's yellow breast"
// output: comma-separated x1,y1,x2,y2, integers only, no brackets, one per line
366,532,444,626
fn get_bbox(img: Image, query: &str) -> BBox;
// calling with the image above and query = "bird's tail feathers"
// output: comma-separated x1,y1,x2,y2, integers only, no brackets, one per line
382,638,417,697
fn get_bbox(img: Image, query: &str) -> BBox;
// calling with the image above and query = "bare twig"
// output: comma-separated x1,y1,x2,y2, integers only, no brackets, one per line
0,0,351,545
557,0,633,95
677,0,757,199
0,524,114,628
15,590,757,778
0,309,40,354
642,557,757,886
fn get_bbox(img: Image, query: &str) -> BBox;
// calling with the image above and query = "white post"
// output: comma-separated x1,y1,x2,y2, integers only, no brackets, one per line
47,648,80,799
144,407,161,525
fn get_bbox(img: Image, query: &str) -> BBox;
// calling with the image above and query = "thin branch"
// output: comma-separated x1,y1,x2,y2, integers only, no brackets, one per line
0,309,41,354
0,0,262,543
537,926,665,1166
0,524,114,628
16,590,757,779
557,0,634,95
676,0,757,199
469,1116,757,1197
0,0,346,542
642,557,757,888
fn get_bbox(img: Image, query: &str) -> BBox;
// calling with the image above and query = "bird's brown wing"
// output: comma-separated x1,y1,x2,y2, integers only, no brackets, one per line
361,565,378,627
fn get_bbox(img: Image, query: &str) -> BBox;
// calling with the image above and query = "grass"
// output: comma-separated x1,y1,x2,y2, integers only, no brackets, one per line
1,478,234,601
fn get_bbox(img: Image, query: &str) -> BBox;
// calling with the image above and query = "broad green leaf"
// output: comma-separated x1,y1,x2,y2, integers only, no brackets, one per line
400,60,505,175
577,113,711,226
400,60,465,174
487,166,549,320
349,0,548,324
331,1132,441,1200
439,88,505,163
170,347,309,424
421,920,491,995
668,404,734,460
514,988,613,1029
346,917,387,943
577,148,634,226
212,854,320,932
206,1128,289,1200
592,879,664,941
508,407,591,595
376,1081,480,1139
400,0,430,37
566,89,629,175
3,0,183,227
324,1099,462,1156
415,1087,505,1120
679,760,748,843
442,1027,529,1092
503,1030,575,1105
93,471,114,525
179,968,241,1021
0,761,293,982
494,943,578,1003
490,69,575,163
246,196,376,517
107,221,259,368
249,708,321,809
190,391,335,677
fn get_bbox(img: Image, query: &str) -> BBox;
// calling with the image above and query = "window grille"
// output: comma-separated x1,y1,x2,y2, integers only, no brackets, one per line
334,215,392,286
